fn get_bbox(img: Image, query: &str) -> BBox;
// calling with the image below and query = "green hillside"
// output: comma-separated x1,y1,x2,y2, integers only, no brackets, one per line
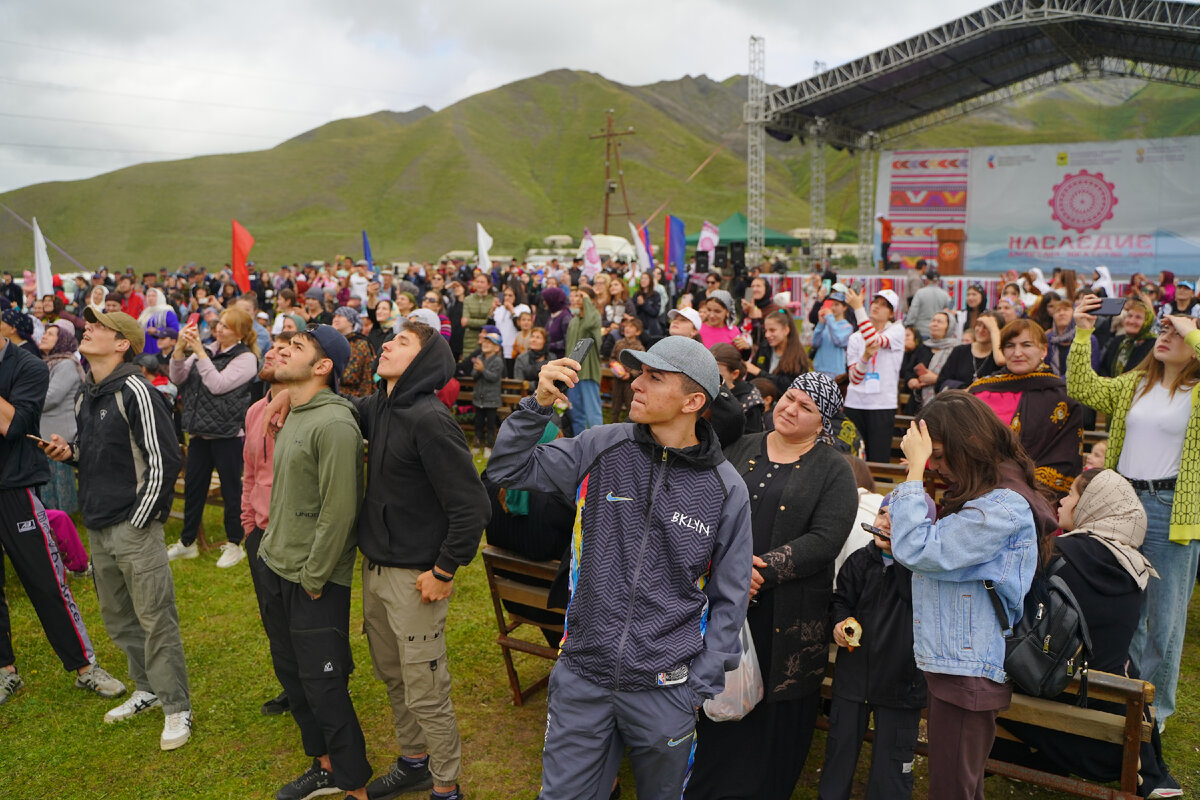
1,70,1199,269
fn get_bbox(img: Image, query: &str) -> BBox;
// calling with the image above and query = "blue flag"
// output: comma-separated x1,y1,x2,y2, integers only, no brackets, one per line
362,230,376,276
666,214,687,290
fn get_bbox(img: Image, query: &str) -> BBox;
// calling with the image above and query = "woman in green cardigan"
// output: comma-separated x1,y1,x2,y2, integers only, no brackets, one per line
1067,295,1200,731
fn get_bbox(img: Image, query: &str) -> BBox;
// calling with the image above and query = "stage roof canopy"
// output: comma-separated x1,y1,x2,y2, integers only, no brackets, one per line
764,0,1200,149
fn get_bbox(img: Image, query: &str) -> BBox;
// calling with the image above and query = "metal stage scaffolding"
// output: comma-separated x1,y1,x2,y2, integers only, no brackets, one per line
743,0,1200,268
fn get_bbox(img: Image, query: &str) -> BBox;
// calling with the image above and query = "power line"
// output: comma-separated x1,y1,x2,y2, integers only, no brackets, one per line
0,37,440,100
0,75,333,117
0,111,283,140
0,141,201,157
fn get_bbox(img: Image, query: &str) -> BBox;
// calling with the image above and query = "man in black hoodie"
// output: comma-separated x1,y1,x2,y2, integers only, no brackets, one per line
352,321,489,800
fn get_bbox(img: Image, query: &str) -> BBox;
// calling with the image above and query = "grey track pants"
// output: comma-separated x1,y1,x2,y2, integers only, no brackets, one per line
539,663,700,800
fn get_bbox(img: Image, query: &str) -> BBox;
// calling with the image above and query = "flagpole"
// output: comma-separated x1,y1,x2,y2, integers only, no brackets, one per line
0,202,87,270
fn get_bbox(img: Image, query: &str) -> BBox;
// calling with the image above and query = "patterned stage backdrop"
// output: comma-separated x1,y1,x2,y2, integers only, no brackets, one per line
874,150,970,269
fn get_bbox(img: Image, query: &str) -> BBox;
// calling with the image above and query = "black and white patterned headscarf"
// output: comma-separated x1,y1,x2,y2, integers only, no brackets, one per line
788,372,844,443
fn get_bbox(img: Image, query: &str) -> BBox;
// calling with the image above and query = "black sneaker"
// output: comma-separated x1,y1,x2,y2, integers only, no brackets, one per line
1147,768,1183,798
276,758,341,800
367,758,433,800
261,691,290,716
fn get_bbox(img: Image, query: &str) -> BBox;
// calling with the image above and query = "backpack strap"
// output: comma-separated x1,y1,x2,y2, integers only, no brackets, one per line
983,580,1013,637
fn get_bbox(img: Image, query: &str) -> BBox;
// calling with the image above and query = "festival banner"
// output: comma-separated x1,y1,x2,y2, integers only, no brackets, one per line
581,228,602,280
875,136,1200,273
697,219,720,254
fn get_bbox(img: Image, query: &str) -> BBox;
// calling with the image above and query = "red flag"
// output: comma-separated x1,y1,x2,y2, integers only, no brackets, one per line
231,220,254,293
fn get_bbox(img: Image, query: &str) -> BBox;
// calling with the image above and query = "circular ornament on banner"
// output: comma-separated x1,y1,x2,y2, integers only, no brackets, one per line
939,242,959,262
1048,170,1118,234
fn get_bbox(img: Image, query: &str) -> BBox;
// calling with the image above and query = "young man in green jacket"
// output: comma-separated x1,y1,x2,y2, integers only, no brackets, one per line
259,325,371,800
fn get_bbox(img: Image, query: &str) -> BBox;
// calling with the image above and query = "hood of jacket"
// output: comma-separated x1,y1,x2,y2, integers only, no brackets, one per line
291,386,360,421
387,330,454,408
631,416,725,470
83,362,142,398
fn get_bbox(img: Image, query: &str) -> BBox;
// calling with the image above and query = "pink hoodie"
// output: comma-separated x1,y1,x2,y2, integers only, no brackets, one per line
240,395,275,534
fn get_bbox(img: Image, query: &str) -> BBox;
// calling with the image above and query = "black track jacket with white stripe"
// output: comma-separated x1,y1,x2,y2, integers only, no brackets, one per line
73,363,181,530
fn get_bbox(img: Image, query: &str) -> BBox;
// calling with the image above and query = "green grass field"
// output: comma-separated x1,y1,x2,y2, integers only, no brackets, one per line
1,487,1197,799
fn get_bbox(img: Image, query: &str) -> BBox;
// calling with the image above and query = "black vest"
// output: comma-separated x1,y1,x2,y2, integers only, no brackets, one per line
180,343,254,438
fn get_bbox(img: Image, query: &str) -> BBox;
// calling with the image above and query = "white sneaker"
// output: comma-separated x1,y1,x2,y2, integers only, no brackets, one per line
215,542,245,568
104,690,161,723
160,710,193,750
166,541,199,561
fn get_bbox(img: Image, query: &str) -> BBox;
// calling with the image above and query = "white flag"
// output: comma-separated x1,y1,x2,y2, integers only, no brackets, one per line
697,220,720,254
32,217,53,299
476,222,494,274
581,228,602,280
629,221,653,278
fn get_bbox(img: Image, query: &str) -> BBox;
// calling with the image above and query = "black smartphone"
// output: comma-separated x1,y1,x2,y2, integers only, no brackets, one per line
1092,296,1128,316
554,338,593,394
861,522,890,540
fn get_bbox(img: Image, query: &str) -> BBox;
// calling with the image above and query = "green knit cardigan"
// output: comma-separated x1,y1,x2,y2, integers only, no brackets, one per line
1066,327,1200,543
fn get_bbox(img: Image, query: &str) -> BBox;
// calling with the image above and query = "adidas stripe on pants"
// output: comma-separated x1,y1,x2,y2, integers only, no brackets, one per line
0,487,95,672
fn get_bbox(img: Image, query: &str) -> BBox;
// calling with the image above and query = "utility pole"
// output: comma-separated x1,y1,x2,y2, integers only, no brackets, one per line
590,110,636,234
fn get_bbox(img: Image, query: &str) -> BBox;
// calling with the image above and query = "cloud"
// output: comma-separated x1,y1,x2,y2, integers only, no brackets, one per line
0,0,984,193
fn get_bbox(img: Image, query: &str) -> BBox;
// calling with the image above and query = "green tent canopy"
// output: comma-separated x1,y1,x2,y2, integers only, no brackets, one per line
683,212,804,248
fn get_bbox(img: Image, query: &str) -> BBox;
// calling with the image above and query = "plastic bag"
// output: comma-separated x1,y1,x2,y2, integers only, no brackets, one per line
702,621,764,722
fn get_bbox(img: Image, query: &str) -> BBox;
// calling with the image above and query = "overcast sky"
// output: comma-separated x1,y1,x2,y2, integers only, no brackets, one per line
0,0,987,194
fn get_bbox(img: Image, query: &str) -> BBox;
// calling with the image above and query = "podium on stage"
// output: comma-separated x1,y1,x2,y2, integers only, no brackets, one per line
935,228,966,275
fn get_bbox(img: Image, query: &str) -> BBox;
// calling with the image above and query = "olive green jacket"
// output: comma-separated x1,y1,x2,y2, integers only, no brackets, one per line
261,389,365,593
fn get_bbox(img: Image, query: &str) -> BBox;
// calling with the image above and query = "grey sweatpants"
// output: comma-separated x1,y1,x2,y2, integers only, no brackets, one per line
539,663,699,800
90,519,190,714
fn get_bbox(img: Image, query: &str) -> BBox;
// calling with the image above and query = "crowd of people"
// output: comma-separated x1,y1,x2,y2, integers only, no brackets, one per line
0,252,1196,800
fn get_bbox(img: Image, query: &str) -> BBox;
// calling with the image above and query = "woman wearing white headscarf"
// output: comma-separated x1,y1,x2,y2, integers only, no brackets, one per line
86,285,108,316
992,468,1180,797
1090,265,1116,298
137,287,179,355
1027,267,1052,294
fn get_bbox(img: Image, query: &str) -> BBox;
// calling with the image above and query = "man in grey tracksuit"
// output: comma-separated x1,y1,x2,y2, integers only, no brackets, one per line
488,336,752,800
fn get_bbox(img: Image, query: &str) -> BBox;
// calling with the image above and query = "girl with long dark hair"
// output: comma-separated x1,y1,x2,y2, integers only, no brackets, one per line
892,391,1056,800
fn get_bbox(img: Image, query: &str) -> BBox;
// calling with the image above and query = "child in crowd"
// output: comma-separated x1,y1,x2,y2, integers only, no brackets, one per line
751,376,779,431
667,307,702,339
471,331,504,456
819,490,931,800
135,352,178,403
511,310,534,359
1084,440,1106,471
698,290,739,348
710,342,764,433
608,316,644,422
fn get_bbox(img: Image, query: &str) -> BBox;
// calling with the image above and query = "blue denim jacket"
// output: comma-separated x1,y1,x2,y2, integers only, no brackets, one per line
889,480,1037,684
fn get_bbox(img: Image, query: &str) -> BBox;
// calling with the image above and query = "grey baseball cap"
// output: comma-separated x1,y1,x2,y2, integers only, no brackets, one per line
619,335,721,400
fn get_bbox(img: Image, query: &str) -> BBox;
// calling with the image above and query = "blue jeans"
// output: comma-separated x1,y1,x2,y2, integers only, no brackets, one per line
1127,487,1200,729
566,379,603,432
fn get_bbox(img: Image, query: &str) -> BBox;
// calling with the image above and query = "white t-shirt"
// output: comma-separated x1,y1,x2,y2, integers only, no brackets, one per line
349,273,369,303
1117,380,1194,480
844,320,906,411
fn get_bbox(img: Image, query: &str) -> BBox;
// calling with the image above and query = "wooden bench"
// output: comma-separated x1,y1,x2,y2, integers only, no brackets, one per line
819,645,1156,799
480,545,566,706
457,377,530,418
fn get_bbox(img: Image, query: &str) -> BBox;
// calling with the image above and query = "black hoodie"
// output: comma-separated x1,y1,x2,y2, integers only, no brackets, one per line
352,332,490,575
73,362,182,530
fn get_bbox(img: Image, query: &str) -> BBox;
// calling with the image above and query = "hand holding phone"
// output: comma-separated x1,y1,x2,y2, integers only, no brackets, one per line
554,339,593,394
1092,296,1128,317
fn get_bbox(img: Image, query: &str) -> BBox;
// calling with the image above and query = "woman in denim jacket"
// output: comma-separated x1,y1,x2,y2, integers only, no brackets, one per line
889,391,1056,800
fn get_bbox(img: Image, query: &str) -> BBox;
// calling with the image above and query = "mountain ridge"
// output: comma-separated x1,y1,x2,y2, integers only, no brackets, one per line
1,69,1198,269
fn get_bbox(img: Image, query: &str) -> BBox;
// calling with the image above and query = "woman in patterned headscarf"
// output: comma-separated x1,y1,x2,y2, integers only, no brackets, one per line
687,371,858,800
